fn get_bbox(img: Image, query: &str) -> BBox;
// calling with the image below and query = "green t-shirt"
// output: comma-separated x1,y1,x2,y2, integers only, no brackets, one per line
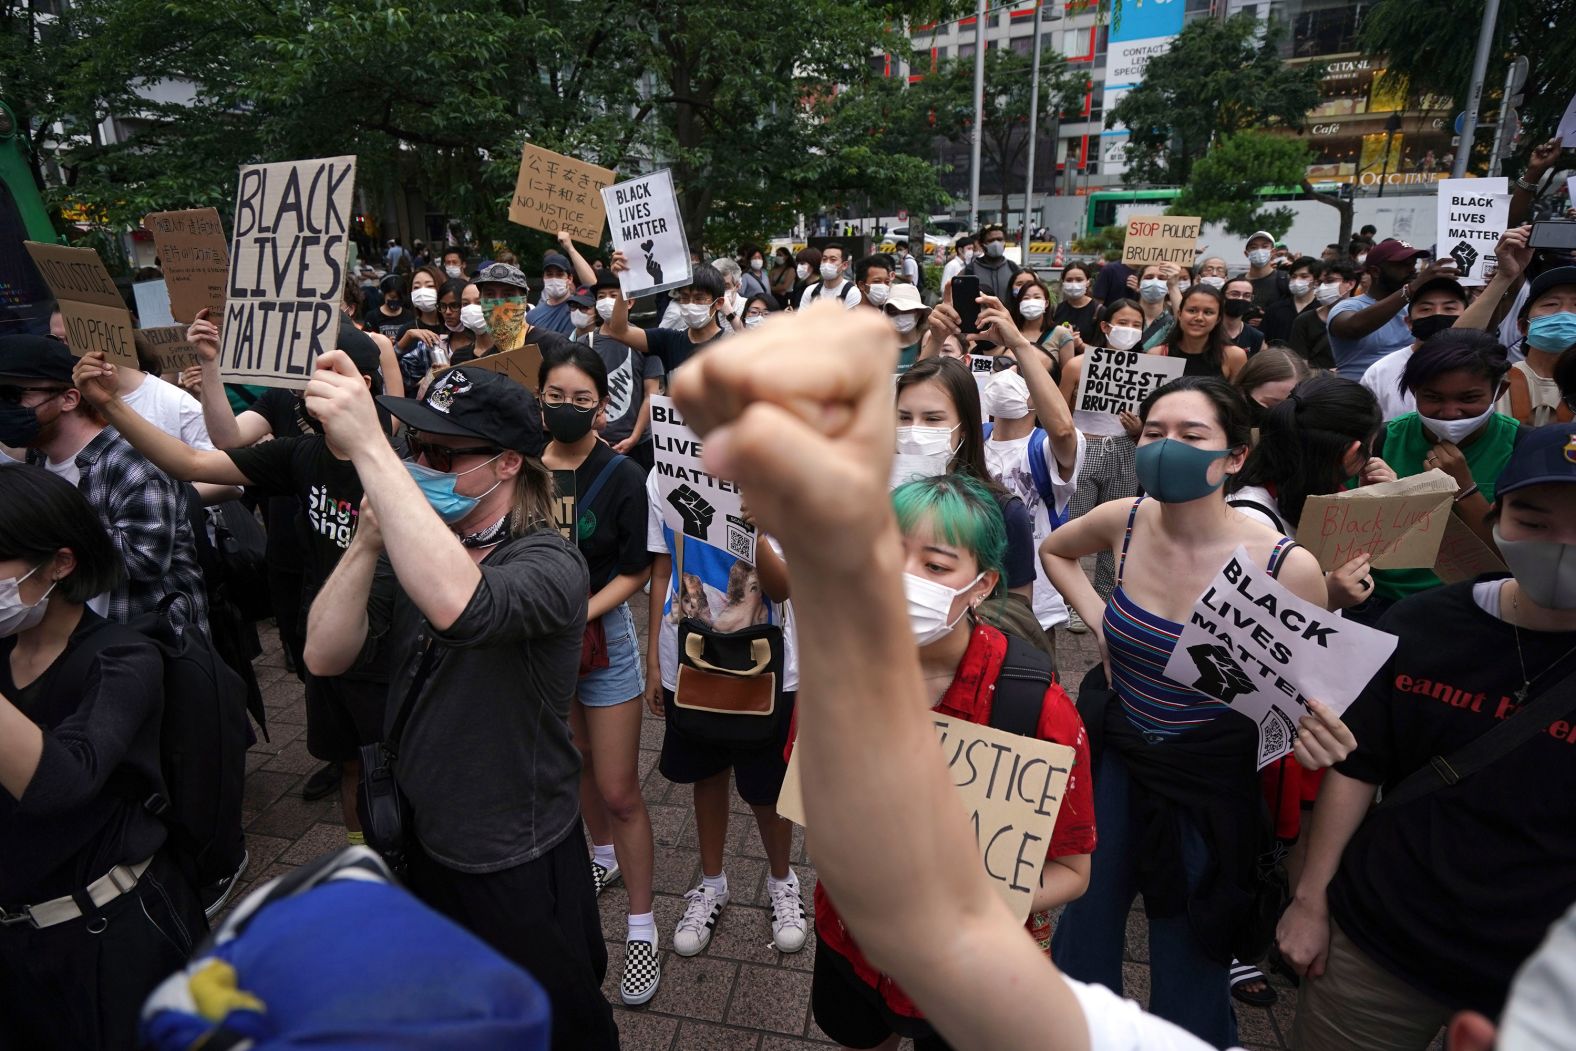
1373,410,1520,600
896,341,922,374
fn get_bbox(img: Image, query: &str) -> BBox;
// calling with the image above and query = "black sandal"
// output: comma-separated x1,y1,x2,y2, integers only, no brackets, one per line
1230,960,1279,1007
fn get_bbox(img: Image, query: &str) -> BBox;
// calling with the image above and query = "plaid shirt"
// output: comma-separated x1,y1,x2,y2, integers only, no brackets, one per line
72,427,209,633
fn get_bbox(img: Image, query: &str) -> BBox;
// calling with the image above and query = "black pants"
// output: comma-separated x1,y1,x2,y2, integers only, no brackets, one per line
268,565,306,681
0,850,207,1051
405,826,617,1051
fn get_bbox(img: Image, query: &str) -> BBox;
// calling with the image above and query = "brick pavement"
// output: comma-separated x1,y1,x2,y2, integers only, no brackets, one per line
238,606,1310,1050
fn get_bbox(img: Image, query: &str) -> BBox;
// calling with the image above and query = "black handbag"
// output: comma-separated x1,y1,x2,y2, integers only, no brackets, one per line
357,644,440,876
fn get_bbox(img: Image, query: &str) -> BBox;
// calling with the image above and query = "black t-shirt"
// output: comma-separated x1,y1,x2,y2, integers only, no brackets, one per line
225,434,366,592
365,305,415,342
1259,296,1306,345
249,388,313,573
644,324,723,375
1091,261,1134,305
1289,306,1335,370
573,330,665,445
1228,324,1265,357
1250,269,1289,310
1051,299,1101,347
1328,580,1576,1015
564,443,652,590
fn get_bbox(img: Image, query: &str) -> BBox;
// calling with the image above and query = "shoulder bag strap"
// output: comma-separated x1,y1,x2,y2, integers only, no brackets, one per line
990,634,1054,738
386,642,443,758
1377,659,1576,811
1227,497,1288,535
579,453,625,515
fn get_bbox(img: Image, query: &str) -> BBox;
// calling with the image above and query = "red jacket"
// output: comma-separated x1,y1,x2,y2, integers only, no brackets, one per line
801,623,1097,1019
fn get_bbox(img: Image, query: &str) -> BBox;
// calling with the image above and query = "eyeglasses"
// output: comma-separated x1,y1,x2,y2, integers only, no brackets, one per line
438,301,462,312
407,435,500,473
0,384,67,405
672,293,715,306
540,391,599,411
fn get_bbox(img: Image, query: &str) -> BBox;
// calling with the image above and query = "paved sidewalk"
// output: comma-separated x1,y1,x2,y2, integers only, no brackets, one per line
237,611,1309,1049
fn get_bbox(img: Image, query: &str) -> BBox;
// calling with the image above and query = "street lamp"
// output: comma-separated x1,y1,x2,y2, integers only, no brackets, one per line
1377,110,1402,199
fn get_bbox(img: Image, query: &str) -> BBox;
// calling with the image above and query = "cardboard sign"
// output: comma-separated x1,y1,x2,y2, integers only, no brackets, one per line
142,208,230,322
508,143,616,245
25,241,138,368
602,169,693,298
132,279,176,328
1073,347,1186,418
133,325,206,375
1161,547,1398,769
650,396,757,563
1432,514,1509,584
219,156,357,389
481,297,531,353
1121,214,1201,266
456,344,544,392
1294,470,1458,572
1436,178,1510,286
778,716,1075,923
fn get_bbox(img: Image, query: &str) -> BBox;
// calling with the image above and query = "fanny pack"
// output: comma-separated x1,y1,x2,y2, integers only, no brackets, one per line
668,532,785,747
357,644,440,875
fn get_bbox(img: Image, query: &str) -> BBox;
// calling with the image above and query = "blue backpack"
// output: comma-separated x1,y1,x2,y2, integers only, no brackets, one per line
982,424,1069,531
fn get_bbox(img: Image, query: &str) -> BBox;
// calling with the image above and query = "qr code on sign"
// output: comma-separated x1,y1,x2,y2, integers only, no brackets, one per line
726,522,755,560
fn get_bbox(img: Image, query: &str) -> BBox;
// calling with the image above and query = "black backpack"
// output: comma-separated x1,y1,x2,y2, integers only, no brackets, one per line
74,597,252,889
989,633,1056,737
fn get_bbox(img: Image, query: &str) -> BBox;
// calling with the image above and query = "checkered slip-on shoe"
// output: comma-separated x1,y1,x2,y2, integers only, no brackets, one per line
591,858,622,897
620,937,662,1006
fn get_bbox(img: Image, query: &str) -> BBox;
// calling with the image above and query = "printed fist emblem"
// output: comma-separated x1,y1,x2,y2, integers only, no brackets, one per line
667,483,714,539
1186,643,1256,704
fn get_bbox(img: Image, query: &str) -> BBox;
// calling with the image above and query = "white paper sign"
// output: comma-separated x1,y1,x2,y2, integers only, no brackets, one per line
1567,174,1576,208
1161,547,1398,769
132,279,176,329
1073,347,1187,418
650,395,757,563
602,169,693,299
1556,93,1576,143
1436,178,1510,286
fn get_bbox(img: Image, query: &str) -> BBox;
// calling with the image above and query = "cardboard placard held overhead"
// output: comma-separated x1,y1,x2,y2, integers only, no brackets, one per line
777,716,1075,924
1073,347,1186,418
1432,514,1509,584
454,344,544,393
602,169,693,298
133,325,206,375
142,208,230,322
509,143,616,246
25,241,138,369
219,156,356,389
1161,547,1398,769
1436,178,1510,286
650,396,756,563
1294,470,1458,572
1121,214,1202,266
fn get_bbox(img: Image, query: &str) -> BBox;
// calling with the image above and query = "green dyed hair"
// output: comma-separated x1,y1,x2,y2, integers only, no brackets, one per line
892,473,1007,598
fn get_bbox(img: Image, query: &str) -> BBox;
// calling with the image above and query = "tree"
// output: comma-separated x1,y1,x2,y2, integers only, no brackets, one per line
1107,12,1324,186
1172,132,1310,239
1360,0,1576,174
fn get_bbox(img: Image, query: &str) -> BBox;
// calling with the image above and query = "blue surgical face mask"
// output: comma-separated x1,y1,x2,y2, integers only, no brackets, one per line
1526,311,1576,353
1135,438,1233,504
404,455,501,524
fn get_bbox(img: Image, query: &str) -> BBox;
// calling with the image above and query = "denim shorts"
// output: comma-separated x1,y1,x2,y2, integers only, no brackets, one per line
577,602,645,707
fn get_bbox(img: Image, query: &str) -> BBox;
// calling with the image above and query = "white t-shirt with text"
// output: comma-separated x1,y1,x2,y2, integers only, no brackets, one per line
984,429,1086,628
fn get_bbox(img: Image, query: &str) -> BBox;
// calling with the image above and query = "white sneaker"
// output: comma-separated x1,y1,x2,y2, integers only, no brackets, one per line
619,935,662,1005
767,877,808,953
591,858,621,898
673,883,729,956
1065,608,1089,634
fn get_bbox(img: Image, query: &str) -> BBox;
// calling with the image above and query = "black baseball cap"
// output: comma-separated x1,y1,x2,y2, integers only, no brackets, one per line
337,317,383,380
377,366,538,453
542,251,572,274
0,334,77,382
594,270,621,292
1494,422,1576,499
567,284,597,308
1412,275,1468,304
1524,266,1576,312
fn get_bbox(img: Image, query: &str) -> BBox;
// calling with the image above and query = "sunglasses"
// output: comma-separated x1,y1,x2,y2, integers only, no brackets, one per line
407,435,500,473
0,384,67,404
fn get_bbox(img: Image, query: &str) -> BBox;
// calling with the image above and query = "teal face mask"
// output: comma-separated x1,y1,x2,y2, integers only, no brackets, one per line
1135,438,1233,504
1526,311,1576,353
404,455,500,524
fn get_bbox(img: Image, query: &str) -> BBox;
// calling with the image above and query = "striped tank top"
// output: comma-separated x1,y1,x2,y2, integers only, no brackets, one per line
1102,498,1298,738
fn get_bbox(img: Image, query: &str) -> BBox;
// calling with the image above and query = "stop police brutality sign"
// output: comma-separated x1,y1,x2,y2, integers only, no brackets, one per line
1122,214,1202,266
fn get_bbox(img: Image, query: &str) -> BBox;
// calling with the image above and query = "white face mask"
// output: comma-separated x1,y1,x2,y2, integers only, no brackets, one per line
1315,281,1344,305
680,303,714,330
411,287,438,312
820,262,842,284
866,283,892,306
1062,281,1087,299
796,263,811,281
1357,253,1369,266
962,249,977,263
459,303,487,332
1418,398,1500,445
750,258,764,271
892,313,919,335
1288,279,1312,297
1139,279,1168,303
892,425,958,487
542,278,570,300
570,308,595,330
1018,298,1047,320
1247,248,1273,268
744,314,765,329
444,264,464,279
0,564,54,638
725,290,742,314
1106,325,1143,351
983,369,1030,420
1200,275,1226,290
595,297,616,321
904,571,984,646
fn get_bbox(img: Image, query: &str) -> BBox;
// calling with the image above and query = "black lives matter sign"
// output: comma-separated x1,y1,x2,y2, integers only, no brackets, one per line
1072,347,1186,418
220,156,356,389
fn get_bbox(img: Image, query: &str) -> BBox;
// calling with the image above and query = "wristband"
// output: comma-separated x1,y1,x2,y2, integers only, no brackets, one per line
1514,175,1539,193
1455,483,1480,503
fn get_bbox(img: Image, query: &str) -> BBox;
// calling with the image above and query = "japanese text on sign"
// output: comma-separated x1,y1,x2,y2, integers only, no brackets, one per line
509,143,616,246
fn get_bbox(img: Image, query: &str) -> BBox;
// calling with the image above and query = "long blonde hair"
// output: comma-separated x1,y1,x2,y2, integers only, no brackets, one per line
509,455,558,535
